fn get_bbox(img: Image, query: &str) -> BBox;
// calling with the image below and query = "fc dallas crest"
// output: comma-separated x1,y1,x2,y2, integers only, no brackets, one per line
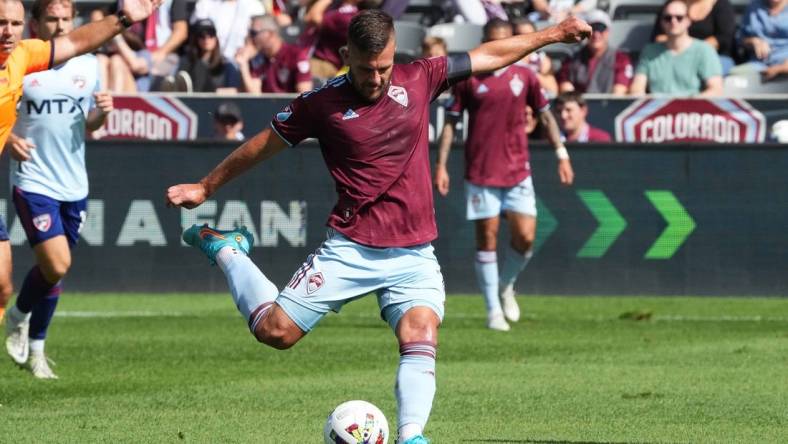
388,85,408,107
307,272,325,294
33,214,52,232
72,75,86,89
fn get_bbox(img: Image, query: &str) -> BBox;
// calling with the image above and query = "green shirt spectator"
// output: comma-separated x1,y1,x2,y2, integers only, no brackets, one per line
636,39,722,95
630,0,723,96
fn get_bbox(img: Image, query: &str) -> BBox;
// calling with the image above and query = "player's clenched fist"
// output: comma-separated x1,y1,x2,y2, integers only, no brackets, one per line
94,92,113,115
122,0,165,22
167,183,208,209
555,16,592,44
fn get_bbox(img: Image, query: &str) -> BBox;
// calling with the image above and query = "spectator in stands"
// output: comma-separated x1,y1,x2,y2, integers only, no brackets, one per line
192,0,265,61
236,15,313,93
128,0,189,90
421,36,447,58
173,19,242,93
557,10,633,95
511,18,558,96
554,92,611,142
213,102,245,141
736,0,788,81
305,0,381,81
91,8,150,93
531,0,597,23
650,0,736,74
631,0,722,96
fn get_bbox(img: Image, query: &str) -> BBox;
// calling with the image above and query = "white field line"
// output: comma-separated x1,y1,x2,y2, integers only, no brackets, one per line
55,311,788,322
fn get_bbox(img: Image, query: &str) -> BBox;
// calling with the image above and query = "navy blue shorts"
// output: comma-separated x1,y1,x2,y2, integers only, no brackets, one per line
12,187,87,248
0,215,8,241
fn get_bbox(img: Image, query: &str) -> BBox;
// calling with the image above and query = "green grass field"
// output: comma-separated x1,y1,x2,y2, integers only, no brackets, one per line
1,294,786,443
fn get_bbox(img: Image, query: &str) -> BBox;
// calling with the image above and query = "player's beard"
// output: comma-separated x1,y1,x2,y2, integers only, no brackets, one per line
358,78,390,103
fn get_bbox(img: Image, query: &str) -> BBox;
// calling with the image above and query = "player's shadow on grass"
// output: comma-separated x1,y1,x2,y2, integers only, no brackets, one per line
462,440,669,444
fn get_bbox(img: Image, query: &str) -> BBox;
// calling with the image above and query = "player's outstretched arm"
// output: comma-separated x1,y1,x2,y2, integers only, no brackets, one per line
51,0,162,66
166,128,290,209
468,17,591,75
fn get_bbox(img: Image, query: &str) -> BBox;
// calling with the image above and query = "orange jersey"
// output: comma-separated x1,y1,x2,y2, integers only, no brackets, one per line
0,39,53,150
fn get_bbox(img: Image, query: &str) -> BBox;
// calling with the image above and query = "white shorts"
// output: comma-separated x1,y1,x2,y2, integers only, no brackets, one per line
465,176,537,220
276,229,446,332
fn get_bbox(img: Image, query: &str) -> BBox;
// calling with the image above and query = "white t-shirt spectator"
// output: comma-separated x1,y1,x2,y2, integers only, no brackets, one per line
192,0,265,60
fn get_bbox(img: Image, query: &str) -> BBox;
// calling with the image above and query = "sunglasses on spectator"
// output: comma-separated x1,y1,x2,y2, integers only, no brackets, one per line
590,23,607,33
662,14,686,23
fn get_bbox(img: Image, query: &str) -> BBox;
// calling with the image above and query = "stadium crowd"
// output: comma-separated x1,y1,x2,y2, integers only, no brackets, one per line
42,0,783,96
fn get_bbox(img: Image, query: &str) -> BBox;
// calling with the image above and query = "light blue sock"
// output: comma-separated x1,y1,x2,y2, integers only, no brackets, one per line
474,250,501,314
396,342,436,442
216,247,279,332
499,245,533,289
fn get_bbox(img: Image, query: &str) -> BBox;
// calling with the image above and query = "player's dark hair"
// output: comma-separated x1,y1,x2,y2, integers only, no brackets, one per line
483,18,511,40
31,0,77,21
348,10,394,55
555,91,587,108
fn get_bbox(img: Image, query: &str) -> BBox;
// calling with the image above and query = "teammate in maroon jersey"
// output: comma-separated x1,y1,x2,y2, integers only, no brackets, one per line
433,19,575,332
166,10,590,444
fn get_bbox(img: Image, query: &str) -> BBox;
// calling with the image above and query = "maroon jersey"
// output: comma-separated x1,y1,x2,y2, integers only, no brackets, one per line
271,57,450,247
249,42,312,93
312,4,358,69
567,124,612,142
448,65,549,187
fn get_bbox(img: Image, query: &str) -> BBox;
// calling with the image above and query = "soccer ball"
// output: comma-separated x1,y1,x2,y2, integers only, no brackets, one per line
323,400,389,444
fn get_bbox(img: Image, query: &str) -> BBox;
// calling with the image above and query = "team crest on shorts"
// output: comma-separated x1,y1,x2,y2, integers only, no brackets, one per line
307,272,324,294
33,214,52,232
388,85,408,107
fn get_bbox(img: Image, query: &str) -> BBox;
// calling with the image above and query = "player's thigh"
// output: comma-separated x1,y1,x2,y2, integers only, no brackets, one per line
33,236,72,280
12,187,68,249
0,236,12,300
504,211,536,245
378,243,446,332
277,230,387,333
501,176,538,219
465,180,504,221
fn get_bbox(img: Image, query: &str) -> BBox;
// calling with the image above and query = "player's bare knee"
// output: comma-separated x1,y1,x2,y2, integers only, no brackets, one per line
255,312,303,350
41,259,70,282
397,308,440,344
511,237,533,254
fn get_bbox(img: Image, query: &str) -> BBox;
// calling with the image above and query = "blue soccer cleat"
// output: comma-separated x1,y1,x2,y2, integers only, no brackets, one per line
402,435,430,444
182,224,253,264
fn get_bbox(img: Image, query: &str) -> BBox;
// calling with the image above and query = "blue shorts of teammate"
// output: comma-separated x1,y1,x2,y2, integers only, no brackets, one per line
0,215,8,241
277,229,446,332
12,187,87,248
465,175,537,220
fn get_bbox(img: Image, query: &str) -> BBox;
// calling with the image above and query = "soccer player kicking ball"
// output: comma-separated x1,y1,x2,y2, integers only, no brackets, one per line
3,0,112,379
167,10,589,443
434,19,575,332
0,0,160,330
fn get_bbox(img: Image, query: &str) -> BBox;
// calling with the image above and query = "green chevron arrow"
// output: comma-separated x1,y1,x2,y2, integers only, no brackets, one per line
576,190,627,258
644,191,696,259
533,198,557,253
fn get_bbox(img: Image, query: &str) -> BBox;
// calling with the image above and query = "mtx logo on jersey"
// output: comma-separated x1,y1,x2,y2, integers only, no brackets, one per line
33,214,52,232
388,86,408,107
26,97,86,115
307,272,325,294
